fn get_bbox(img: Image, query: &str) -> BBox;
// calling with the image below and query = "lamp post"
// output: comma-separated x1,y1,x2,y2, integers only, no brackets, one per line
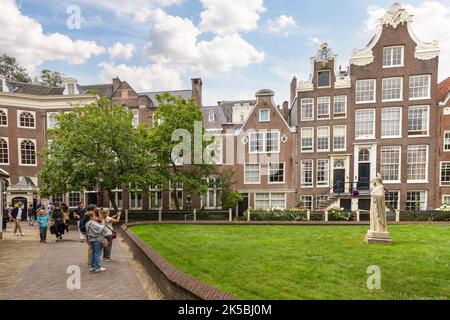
97,172,104,208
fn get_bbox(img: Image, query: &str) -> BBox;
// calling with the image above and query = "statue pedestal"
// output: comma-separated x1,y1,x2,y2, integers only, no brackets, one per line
365,230,393,244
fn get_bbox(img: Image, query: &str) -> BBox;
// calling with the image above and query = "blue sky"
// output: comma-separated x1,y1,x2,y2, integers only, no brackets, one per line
2,0,450,105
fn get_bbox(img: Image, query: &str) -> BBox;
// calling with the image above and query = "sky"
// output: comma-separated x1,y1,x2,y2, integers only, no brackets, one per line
1,0,449,105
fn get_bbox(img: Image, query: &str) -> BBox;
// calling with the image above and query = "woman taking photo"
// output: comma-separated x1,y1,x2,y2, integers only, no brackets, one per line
101,209,121,262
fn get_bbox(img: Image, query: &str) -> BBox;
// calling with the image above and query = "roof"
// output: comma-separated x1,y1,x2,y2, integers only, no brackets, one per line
79,84,113,98
219,100,256,122
6,81,65,96
0,168,9,178
201,106,227,130
438,77,450,103
140,90,192,107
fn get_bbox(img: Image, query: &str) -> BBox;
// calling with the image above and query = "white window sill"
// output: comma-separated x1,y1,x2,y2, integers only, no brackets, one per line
407,134,430,138
382,99,403,103
381,135,402,139
355,101,376,105
407,180,429,184
18,126,36,129
19,164,38,167
383,65,404,69
409,97,431,101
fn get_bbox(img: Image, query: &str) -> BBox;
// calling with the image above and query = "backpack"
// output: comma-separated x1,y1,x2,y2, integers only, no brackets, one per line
79,216,88,235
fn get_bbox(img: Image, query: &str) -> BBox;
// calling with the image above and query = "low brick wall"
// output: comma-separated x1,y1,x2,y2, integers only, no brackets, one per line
120,224,239,300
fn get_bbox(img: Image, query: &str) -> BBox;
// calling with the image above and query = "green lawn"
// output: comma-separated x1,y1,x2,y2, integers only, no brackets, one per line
131,224,450,300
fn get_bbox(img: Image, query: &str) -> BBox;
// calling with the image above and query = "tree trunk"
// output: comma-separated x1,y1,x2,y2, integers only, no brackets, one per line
107,189,119,213
173,189,180,211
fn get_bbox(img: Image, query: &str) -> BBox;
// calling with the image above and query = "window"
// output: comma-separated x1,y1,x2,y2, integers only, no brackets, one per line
409,75,431,100
317,70,331,88
333,126,346,151
169,182,183,209
406,191,427,211
408,106,429,136
301,127,314,152
130,190,143,209
441,162,450,186
355,109,375,139
359,148,370,163
356,79,376,103
19,111,35,128
383,46,404,67
259,109,270,122
255,193,286,210
245,164,260,184
385,191,400,210
51,194,64,205
249,131,280,154
407,145,428,182
333,96,347,118
47,112,59,129
202,178,222,209
317,159,329,187
382,77,403,101
109,186,123,209
300,98,314,121
317,97,330,119
0,109,7,126
444,132,450,151
0,79,3,92
300,196,313,211
269,163,285,184
0,138,8,164
443,195,450,205
132,109,139,128
381,107,402,138
68,192,81,207
300,160,313,187
240,113,245,123
380,147,401,182
317,127,330,152
149,185,163,209
19,139,36,165
67,83,75,95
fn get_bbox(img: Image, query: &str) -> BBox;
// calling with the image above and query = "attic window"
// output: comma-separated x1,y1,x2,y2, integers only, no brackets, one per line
318,70,331,88
209,113,215,122
0,79,4,92
259,109,270,122
67,83,75,95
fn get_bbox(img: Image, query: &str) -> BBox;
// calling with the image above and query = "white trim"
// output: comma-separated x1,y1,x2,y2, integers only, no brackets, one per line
259,109,270,122
254,192,287,210
248,131,280,154
300,127,314,153
355,109,376,140
0,136,10,165
17,110,36,129
300,159,314,188
300,98,314,121
333,95,347,119
244,163,261,185
317,96,331,120
444,131,450,152
380,146,402,184
317,70,332,89
439,161,450,187
407,105,430,137
17,138,37,167
382,45,405,68
333,125,347,152
268,162,285,185
381,107,402,139
316,159,330,188
442,195,450,205
0,92,96,109
381,77,403,102
316,126,330,152
0,108,8,127
129,190,144,210
406,145,429,183
409,74,432,101
406,190,428,211
355,79,376,104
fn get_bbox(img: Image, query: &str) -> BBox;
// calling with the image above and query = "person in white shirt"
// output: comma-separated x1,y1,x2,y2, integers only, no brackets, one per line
101,209,121,262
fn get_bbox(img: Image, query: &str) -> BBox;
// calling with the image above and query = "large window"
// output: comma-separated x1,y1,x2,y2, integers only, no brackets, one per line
317,127,330,152
317,159,329,187
19,139,36,165
300,160,313,187
169,181,183,209
245,164,260,184
381,107,402,138
18,111,35,128
202,178,222,209
408,106,429,136
333,96,347,118
317,97,330,119
109,186,123,209
382,77,403,101
0,138,8,164
380,146,401,182
383,46,404,67
385,191,400,210
406,191,427,211
51,194,64,206
149,185,163,209
317,70,331,88
441,162,450,186
356,79,376,103
68,192,81,208
249,131,280,154
444,131,450,151
409,75,431,100
301,98,314,121
129,188,143,209
0,109,7,126
269,163,285,184
407,145,428,182
355,109,375,139
333,125,346,151
47,112,59,129
132,109,139,128
300,196,313,211
255,193,286,210
301,127,314,153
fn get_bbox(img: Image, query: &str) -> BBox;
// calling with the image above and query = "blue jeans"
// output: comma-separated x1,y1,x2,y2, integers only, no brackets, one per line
39,227,47,241
90,241,102,269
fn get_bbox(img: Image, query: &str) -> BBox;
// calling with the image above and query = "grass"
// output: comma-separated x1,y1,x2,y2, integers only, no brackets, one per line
130,224,450,300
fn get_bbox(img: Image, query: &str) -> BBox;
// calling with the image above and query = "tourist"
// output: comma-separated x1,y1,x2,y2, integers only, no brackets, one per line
60,203,70,234
74,201,87,242
27,203,35,226
101,209,121,262
51,205,65,241
36,209,49,243
11,203,25,236
86,210,107,273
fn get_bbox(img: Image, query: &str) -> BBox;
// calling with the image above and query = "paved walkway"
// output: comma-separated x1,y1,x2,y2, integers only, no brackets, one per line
0,223,163,300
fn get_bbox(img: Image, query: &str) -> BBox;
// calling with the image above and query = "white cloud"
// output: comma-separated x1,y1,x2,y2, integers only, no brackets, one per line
108,43,136,61
364,1,450,80
98,62,182,91
0,0,104,73
268,15,298,37
309,37,323,46
199,0,266,34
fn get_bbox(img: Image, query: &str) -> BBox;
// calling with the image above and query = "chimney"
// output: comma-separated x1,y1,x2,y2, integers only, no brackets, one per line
255,89,274,104
113,77,122,92
282,101,289,121
290,76,297,106
191,78,203,106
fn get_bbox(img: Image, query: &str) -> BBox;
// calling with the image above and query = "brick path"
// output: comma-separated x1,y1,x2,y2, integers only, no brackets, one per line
0,223,163,300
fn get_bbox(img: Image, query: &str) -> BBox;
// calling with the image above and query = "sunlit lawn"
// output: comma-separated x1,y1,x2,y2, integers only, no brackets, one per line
131,224,450,300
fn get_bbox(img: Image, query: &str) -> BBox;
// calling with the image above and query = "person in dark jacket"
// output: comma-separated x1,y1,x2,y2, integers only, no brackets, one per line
2,207,10,231
51,205,65,241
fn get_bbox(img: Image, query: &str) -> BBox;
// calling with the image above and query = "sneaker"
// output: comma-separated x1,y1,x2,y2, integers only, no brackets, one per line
95,267,106,273
89,268,95,273
20,233,25,236
15,233,19,236
103,258,110,262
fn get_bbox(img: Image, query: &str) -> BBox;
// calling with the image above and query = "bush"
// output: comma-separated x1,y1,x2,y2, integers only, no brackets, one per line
246,210,308,222
221,189,244,210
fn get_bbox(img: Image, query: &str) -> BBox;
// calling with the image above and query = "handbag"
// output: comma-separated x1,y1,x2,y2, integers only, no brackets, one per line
49,225,56,235
112,230,117,240
101,238,109,248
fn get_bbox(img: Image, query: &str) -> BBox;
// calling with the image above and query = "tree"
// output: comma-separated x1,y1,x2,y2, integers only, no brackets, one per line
148,93,216,210
38,97,150,211
38,69,63,87
221,189,244,210
0,54,32,83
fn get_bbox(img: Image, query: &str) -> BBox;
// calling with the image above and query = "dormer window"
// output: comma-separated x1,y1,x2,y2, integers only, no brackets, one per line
208,113,215,122
317,70,331,88
63,77,79,95
67,84,75,95
240,113,245,123
0,79,4,92
259,109,270,122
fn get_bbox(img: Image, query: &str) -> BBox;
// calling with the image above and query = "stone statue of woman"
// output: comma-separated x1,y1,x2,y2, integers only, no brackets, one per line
365,174,392,244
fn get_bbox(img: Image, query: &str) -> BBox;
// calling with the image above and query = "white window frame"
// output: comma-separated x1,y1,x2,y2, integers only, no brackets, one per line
254,193,287,210
244,163,261,185
132,108,139,128
380,146,401,183
407,145,429,183
0,137,9,165
409,74,431,100
317,126,330,152
317,70,331,88
382,77,403,102
383,46,404,68
442,195,450,205
381,107,402,138
316,159,330,188
109,186,123,210
333,125,346,152
356,79,376,104
17,110,36,129
385,191,401,211
129,189,144,210
0,108,8,127
249,131,280,154
268,162,285,185
444,131,450,152
300,195,313,211
408,105,429,137
333,96,347,118
300,159,314,188
259,109,270,122
46,112,59,130
300,98,314,121
149,185,163,209
300,127,314,153
440,161,450,187
317,97,331,120
18,138,37,167
355,109,376,140
68,191,82,208
406,191,427,211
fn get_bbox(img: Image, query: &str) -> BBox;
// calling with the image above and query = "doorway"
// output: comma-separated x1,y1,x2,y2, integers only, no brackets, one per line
238,193,249,217
333,169,345,193
358,149,371,191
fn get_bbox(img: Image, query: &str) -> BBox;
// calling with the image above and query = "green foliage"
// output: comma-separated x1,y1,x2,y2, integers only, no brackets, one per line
221,189,243,210
37,69,63,87
0,54,32,83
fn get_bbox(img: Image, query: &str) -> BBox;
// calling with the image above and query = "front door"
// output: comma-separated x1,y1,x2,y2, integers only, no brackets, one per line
238,193,249,217
358,163,371,190
333,169,345,193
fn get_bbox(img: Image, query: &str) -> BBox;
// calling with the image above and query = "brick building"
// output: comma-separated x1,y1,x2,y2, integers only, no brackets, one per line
437,77,450,206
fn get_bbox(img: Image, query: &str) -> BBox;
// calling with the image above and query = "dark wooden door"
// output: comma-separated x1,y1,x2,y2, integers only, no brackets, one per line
333,169,345,193
358,163,370,190
238,193,249,217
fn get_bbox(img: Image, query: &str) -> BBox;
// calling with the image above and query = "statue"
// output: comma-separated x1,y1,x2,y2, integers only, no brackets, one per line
365,174,393,244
